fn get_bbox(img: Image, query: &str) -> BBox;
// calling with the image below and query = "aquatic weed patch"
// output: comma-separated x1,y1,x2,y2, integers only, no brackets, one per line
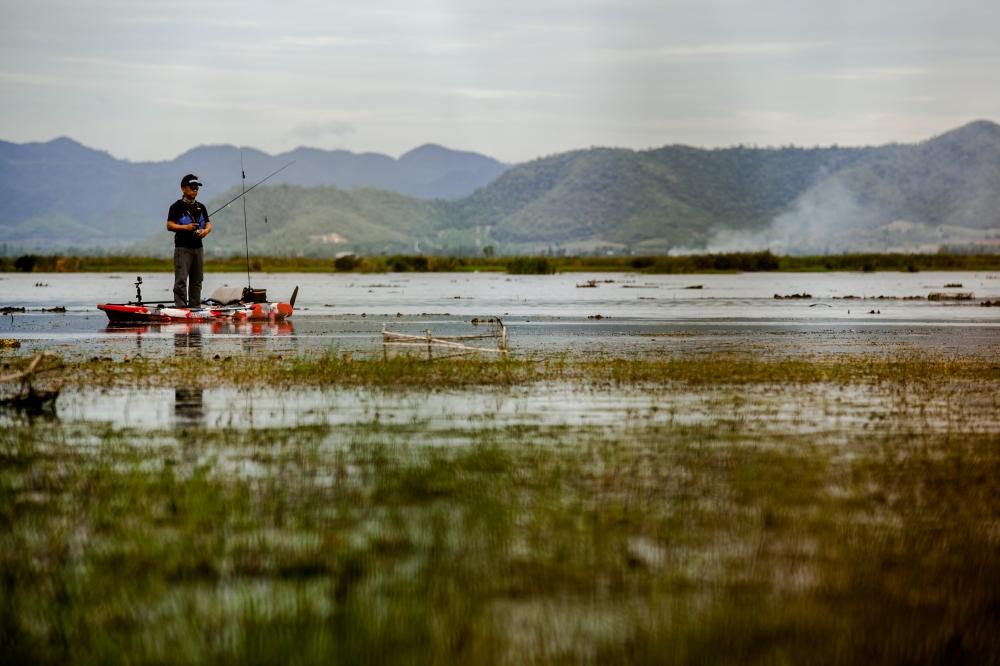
2,386,1000,664
52,352,1000,391
3,351,999,663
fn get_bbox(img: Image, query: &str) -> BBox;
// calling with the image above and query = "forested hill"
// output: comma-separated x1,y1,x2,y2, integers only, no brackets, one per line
193,120,1000,257
0,140,507,252
9,120,1000,256
448,120,1000,254
448,143,874,252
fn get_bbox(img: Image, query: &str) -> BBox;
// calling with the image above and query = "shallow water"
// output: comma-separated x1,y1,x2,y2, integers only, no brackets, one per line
2,271,999,359
4,270,1000,318
40,379,997,437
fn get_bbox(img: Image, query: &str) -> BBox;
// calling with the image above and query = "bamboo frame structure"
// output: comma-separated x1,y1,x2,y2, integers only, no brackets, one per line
381,319,508,359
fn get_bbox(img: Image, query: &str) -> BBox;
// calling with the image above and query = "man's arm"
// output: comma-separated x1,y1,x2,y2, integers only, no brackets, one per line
166,219,198,232
197,218,212,238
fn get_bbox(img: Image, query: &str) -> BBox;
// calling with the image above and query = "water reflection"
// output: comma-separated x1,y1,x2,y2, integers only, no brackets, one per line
0,400,59,425
93,320,299,426
104,320,293,337
171,327,204,426
104,320,293,332
173,327,204,355
174,386,205,428
51,380,1000,435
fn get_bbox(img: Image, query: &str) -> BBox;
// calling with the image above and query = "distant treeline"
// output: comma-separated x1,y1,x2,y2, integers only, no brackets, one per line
3,251,1000,274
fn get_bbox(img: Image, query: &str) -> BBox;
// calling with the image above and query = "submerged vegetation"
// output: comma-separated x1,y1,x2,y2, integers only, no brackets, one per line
2,251,1000,274
2,352,999,664
36,351,1000,391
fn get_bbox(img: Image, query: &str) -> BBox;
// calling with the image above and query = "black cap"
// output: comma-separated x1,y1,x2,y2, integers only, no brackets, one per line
181,174,203,188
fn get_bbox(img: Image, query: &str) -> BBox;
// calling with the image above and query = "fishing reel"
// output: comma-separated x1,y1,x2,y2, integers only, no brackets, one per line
133,276,143,304
242,286,267,303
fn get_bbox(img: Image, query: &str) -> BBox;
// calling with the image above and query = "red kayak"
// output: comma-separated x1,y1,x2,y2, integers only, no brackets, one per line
99,280,297,323
98,301,293,323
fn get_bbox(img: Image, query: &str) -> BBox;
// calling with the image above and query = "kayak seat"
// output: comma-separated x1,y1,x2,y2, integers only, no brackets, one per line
203,286,245,305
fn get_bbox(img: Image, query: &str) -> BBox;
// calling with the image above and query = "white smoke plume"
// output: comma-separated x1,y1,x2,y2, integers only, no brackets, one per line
670,178,994,255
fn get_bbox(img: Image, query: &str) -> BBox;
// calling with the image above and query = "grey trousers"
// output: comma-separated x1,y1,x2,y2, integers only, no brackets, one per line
173,246,204,308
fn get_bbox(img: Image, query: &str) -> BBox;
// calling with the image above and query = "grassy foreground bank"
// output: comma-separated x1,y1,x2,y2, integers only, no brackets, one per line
3,251,1000,274
2,353,999,664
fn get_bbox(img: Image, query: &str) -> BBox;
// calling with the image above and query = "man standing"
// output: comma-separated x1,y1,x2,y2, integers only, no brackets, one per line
167,174,212,308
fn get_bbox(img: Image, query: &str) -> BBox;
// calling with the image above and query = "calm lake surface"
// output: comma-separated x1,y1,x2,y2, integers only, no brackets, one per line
2,270,999,359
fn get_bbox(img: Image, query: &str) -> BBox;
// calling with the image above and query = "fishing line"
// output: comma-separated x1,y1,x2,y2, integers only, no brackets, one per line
207,160,295,218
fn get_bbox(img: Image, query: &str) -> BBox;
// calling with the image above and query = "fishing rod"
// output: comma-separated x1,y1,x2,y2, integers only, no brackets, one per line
207,160,295,218
240,152,251,291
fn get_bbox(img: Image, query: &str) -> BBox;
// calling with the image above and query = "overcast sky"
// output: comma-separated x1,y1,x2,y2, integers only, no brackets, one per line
2,0,998,163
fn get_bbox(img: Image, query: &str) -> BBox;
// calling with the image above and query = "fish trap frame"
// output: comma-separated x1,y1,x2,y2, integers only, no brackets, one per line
381,318,508,359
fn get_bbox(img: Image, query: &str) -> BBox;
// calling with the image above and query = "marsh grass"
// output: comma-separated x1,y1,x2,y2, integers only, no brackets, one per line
41,352,1000,391
2,353,999,664
3,422,998,664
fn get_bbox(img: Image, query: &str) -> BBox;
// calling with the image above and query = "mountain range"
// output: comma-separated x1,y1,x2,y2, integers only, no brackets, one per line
4,121,1000,256
0,140,507,252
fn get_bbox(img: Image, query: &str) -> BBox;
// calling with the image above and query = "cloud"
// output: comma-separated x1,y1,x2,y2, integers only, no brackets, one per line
262,35,381,51
451,87,564,100
57,55,228,76
827,67,931,82
573,41,824,64
0,69,101,89
286,120,357,142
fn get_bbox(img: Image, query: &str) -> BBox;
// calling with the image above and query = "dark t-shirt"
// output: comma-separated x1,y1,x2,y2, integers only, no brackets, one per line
168,199,209,248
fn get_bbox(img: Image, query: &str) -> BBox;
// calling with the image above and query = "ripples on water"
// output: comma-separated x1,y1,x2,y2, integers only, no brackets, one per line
1,271,998,360
2,270,999,319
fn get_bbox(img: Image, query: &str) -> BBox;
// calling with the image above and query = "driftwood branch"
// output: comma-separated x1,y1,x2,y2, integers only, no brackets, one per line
0,352,63,408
